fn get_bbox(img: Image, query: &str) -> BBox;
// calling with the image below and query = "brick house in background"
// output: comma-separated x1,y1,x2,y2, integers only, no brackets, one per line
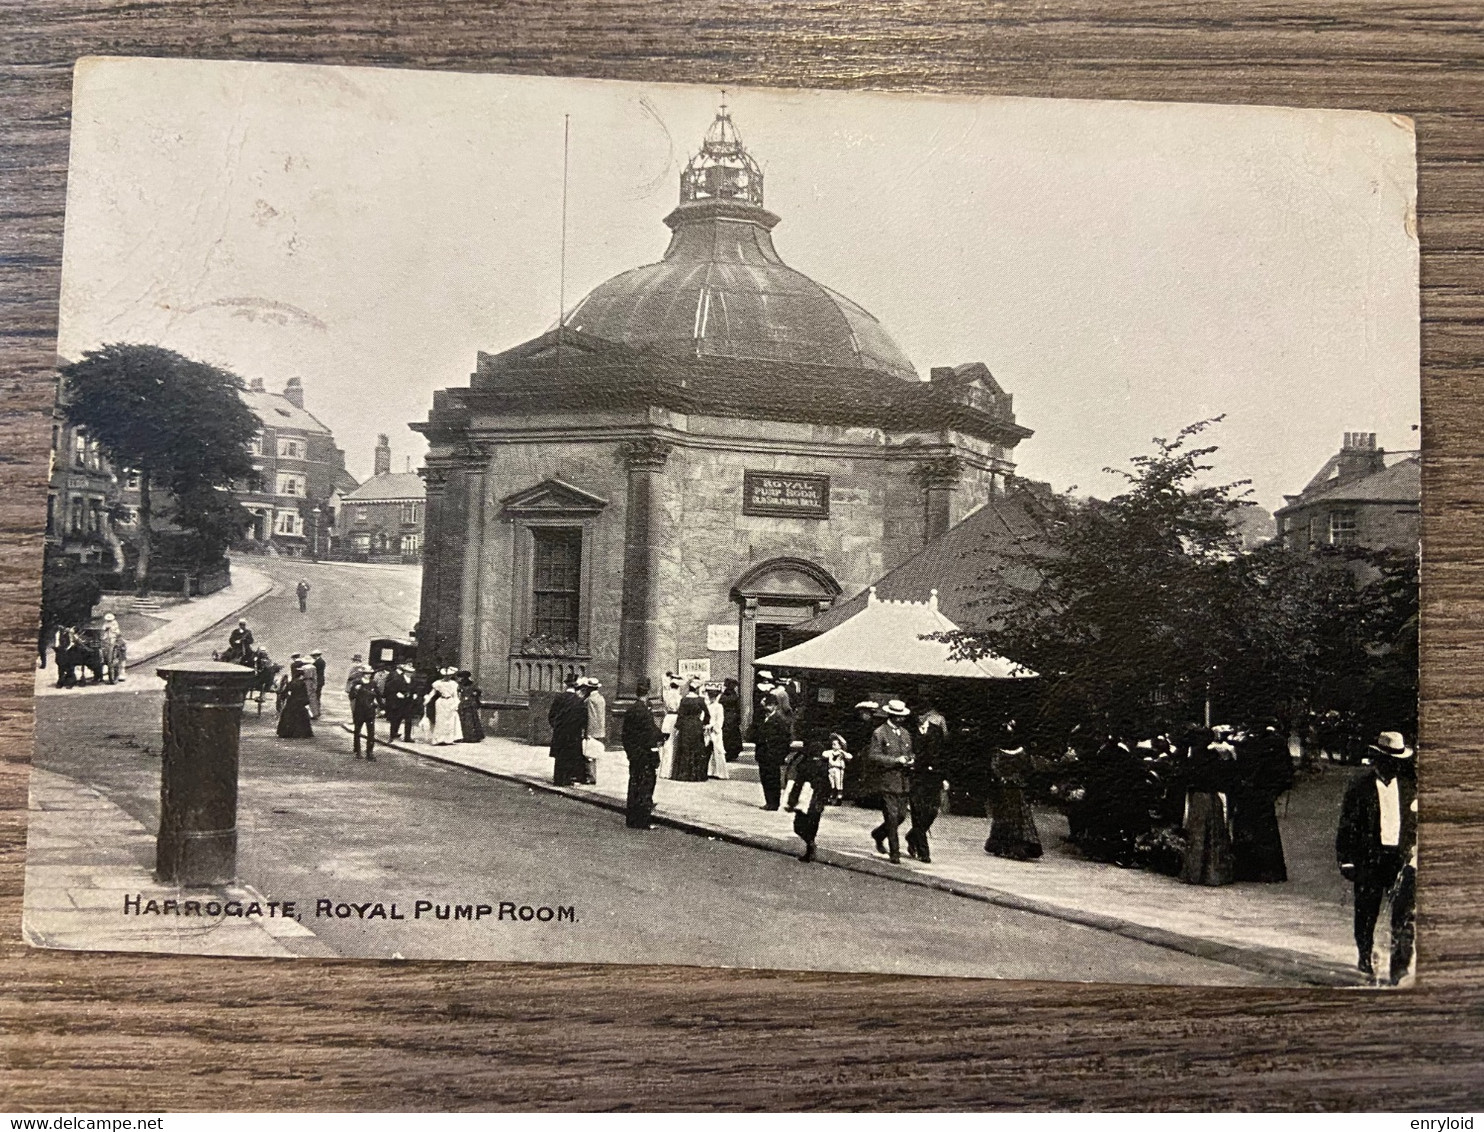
336,434,425,563
45,404,127,569
233,376,359,558
1274,432,1420,553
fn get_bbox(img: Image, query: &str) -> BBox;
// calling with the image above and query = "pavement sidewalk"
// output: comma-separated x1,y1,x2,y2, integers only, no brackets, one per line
356,727,1366,987
35,563,275,698
23,767,332,957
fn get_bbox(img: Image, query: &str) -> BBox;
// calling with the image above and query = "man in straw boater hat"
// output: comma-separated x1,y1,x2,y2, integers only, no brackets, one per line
579,676,605,785
1337,730,1418,983
864,699,915,864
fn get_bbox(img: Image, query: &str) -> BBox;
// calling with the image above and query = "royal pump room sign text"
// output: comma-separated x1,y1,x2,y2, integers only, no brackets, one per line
742,471,831,519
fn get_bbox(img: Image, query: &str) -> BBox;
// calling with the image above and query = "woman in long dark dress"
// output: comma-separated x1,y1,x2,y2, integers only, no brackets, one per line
1178,728,1236,886
984,721,1043,860
720,678,743,762
276,666,314,739
670,678,711,781
456,671,485,743
1231,722,1293,882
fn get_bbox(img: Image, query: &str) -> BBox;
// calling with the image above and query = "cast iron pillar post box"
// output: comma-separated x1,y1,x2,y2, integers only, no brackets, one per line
155,661,257,886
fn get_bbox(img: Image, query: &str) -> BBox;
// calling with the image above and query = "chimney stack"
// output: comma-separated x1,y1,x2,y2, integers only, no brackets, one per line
374,434,392,477
1337,431,1384,481
283,377,304,409
248,377,265,392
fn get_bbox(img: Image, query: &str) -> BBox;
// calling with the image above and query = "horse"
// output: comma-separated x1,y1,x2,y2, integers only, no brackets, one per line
54,628,104,688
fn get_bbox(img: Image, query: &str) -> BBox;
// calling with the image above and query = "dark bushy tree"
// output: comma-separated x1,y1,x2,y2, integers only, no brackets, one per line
40,556,102,632
944,419,1418,740
59,344,260,585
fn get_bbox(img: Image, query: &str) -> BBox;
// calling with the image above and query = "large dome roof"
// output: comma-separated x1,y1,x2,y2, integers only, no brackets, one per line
563,111,919,382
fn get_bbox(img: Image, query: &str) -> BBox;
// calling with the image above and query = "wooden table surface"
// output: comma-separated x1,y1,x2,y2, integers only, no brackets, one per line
1,1,1481,1111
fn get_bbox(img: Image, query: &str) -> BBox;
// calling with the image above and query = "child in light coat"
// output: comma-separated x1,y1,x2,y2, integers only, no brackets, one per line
825,732,852,804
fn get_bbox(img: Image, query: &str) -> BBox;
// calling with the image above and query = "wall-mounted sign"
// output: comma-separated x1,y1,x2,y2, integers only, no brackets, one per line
706,624,739,652
742,471,830,519
677,658,712,682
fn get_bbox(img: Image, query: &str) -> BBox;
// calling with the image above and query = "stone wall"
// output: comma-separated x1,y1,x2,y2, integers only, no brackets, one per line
436,407,1021,703
1281,499,1421,553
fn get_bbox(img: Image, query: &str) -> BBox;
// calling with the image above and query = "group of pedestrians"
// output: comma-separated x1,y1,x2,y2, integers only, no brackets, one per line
547,673,607,788
613,675,968,869
274,648,326,739
271,641,487,757
1053,720,1295,884
656,673,742,781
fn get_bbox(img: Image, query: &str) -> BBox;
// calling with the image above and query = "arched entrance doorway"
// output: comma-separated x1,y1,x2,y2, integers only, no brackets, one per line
731,557,842,728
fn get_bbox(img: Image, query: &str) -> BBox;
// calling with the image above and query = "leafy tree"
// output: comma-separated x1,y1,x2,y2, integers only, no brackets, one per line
943,419,1418,740
944,419,1252,735
40,555,102,632
59,344,260,586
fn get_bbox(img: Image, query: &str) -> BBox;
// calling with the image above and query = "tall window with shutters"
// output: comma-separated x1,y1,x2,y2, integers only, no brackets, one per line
531,527,582,643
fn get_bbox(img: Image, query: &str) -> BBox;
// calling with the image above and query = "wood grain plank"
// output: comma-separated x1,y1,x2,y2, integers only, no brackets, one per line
0,0,1480,1110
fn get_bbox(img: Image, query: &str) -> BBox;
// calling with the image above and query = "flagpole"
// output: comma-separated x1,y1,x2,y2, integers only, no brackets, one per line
559,113,569,331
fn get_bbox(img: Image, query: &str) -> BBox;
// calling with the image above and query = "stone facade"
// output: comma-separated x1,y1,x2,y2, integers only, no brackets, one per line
415,337,1029,732
415,108,1033,730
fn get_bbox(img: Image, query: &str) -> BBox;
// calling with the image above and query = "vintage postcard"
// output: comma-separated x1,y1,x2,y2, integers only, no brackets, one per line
27,57,1419,987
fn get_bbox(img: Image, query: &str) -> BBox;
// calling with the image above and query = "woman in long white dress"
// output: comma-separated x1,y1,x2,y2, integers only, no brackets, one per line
704,684,729,780
657,671,683,778
426,667,464,746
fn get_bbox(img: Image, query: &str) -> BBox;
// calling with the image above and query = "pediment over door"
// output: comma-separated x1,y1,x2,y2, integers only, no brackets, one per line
500,479,609,517
731,556,842,603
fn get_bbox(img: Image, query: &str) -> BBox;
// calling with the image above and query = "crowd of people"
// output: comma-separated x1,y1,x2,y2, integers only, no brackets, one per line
219,617,485,756
235,614,1416,984
609,671,1415,983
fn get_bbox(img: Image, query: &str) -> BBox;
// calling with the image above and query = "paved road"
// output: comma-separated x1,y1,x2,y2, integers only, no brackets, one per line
169,555,421,701
31,556,1279,984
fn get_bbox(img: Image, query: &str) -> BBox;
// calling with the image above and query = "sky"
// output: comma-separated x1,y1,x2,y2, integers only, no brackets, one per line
58,58,1418,511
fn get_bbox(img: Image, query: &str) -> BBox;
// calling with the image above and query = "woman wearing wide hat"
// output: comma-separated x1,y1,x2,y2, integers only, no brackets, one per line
426,667,464,746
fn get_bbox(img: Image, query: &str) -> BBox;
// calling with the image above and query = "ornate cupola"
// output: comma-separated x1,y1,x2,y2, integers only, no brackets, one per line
677,103,765,207
561,106,918,380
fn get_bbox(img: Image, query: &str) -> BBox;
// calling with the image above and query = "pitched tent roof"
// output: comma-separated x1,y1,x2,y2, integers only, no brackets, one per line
797,484,1052,637
343,472,425,503
756,588,1035,681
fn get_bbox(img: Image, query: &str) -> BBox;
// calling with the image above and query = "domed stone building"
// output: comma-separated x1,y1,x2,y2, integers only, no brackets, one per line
414,109,1032,729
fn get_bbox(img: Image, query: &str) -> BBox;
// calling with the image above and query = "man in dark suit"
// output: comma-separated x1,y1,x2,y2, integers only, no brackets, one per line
1337,731,1417,982
866,699,915,864
621,678,665,829
906,699,948,863
350,673,381,760
383,664,416,741
753,689,794,811
549,681,590,786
